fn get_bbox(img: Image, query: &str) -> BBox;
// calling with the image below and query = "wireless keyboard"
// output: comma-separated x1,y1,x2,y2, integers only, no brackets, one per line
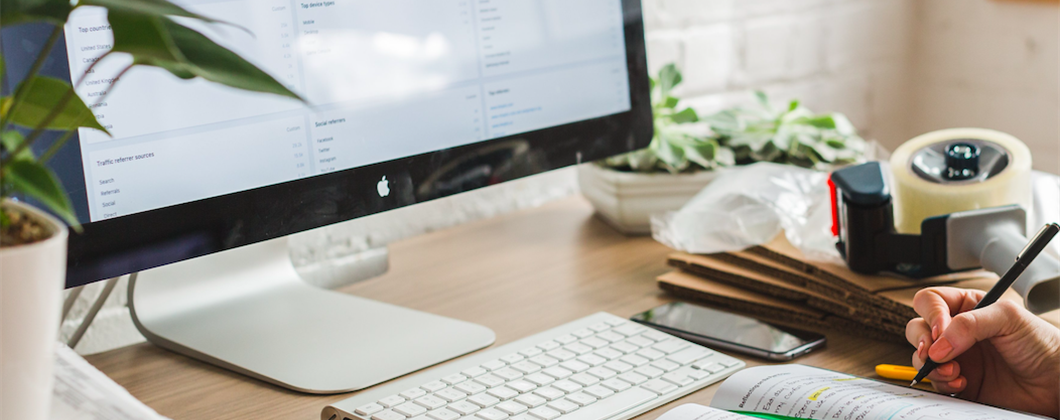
323,313,745,420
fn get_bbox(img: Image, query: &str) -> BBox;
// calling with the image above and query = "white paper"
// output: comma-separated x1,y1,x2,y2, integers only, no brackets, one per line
657,404,757,420
50,344,171,420
709,364,1041,420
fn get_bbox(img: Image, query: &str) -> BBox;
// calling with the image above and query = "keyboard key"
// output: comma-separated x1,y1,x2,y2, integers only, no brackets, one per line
634,366,665,378
604,318,627,327
394,403,428,417
609,342,639,354
435,389,467,402
569,373,600,387
652,340,691,355
516,393,548,407
564,392,596,407
546,399,579,414
531,387,565,401
617,372,649,385
600,379,631,392
524,373,555,386
559,360,590,372
603,361,633,373
582,385,614,399
528,355,559,368
593,348,623,360
687,368,709,380
624,336,654,348
379,395,407,408
692,361,723,374
468,394,501,408
496,401,529,415
563,343,594,355
512,415,536,420
462,367,489,378
641,330,671,342
542,367,573,379
449,401,481,415
423,381,448,393
556,388,656,420
413,396,447,410
455,381,487,395
545,349,576,361
550,380,582,394
666,348,710,365
650,360,681,372
528,407,561,420
481,360,507,371
553,334,578,345
501,354,525,364
618,354,650,367
492,368,523,381
588,323,611,333
441,374,468,385
474,374,507,388
586,367,617,380
506,380,536,394
571,329,595,338
536,341,561,351
487,387,519,401
511,361,542,374
428,408,460,420
641,379,677,395
579,338,609,349
519,347,544,358
475,408,508,420
595,332,624,343
720,360,742,368
576,354,607,367
372,410,406,420
401,388,428,399
356,403,385,416
635,348,665,361
612,324,647,337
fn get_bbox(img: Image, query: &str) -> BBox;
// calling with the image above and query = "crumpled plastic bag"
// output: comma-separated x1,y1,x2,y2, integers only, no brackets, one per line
651,162,843,264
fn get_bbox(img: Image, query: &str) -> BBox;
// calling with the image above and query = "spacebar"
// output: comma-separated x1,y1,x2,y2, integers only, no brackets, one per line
564,388,657,420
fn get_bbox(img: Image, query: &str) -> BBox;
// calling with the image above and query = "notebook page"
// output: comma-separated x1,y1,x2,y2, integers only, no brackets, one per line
708,364,1041,420
657,404,758,420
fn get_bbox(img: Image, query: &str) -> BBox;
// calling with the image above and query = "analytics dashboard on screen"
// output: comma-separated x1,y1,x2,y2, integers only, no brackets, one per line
64,0,631,222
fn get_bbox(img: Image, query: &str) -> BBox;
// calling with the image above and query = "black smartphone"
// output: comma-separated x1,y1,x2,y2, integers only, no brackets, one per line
630,302,826,361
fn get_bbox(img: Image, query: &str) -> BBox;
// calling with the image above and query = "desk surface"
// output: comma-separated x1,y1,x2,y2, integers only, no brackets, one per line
86,197,915,420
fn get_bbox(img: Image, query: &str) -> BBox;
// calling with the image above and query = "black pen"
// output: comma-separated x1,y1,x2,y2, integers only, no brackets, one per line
910,222,1060,387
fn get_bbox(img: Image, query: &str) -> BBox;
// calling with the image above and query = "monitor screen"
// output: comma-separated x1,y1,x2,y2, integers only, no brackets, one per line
2,0,651,287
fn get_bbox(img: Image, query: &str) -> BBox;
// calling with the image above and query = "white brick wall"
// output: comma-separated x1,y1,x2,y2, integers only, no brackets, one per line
64,0,1058,355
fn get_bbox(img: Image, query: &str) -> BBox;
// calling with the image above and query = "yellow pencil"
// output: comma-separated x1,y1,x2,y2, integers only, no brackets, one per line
876,364,931,383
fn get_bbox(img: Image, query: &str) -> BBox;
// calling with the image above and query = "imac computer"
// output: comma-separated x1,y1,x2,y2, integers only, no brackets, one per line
2,0,651,394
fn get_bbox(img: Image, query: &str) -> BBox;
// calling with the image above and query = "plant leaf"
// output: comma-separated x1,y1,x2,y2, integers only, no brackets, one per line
4,77,109,133
657,64,682,98
108,12,304,101
3,160,79,228
670,108,699,124
0,0,72,25
1,130,35,161
662,96,679,109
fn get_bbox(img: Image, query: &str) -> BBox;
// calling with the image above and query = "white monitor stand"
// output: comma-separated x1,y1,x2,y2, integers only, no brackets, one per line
127,237,496,394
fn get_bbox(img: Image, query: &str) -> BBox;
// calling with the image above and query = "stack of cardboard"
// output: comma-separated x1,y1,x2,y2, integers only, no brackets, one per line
657,235,1053,342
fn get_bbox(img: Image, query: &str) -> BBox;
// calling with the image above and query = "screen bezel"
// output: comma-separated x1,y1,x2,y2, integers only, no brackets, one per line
47,0,652,288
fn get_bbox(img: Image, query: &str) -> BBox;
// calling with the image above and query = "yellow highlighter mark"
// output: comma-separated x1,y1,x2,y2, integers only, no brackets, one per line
808,387,831,401
833,378,859,382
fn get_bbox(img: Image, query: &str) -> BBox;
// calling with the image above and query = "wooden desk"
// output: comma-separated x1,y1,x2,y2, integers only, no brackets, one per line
86,197,915,420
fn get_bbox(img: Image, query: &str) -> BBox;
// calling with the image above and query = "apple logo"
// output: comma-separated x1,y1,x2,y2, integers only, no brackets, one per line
377,176,391,198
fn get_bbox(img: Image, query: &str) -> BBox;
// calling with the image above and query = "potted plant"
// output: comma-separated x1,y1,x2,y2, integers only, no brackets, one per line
0,2,301,418
579,64,869,234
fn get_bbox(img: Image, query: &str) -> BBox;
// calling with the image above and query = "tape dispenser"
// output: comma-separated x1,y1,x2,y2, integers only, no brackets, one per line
829,128,1059,314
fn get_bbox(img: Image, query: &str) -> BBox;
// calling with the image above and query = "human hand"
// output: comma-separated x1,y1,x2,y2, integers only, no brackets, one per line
906,287,1060,418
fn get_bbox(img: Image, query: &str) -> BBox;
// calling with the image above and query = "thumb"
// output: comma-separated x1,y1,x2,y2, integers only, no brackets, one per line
928,300,1027,363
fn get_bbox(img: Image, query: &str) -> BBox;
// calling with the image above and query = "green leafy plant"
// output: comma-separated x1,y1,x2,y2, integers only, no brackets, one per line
0,0,303,243
601,64,867,174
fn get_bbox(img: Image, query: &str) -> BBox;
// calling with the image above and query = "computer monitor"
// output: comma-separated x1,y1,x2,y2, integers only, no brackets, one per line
2,0,650,393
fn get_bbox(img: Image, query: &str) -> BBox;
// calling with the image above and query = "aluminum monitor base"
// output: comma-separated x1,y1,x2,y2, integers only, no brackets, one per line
127,237,496,394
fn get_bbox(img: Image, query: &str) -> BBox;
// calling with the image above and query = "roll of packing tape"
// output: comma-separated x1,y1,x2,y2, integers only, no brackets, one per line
889,128,1032,234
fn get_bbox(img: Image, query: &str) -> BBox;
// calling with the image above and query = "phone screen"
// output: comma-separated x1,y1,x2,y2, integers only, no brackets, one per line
631,303,821,354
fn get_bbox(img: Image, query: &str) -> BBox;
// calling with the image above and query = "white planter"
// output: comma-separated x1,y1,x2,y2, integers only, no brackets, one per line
1,200,68,420
577,164,721,235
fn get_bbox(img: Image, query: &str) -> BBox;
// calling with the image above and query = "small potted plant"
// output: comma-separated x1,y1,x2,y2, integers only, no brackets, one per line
579,64,869,234
0,1,301,418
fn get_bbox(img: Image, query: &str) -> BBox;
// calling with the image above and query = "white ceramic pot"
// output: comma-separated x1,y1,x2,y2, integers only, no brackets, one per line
577,164,721,235
1,200,68,420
